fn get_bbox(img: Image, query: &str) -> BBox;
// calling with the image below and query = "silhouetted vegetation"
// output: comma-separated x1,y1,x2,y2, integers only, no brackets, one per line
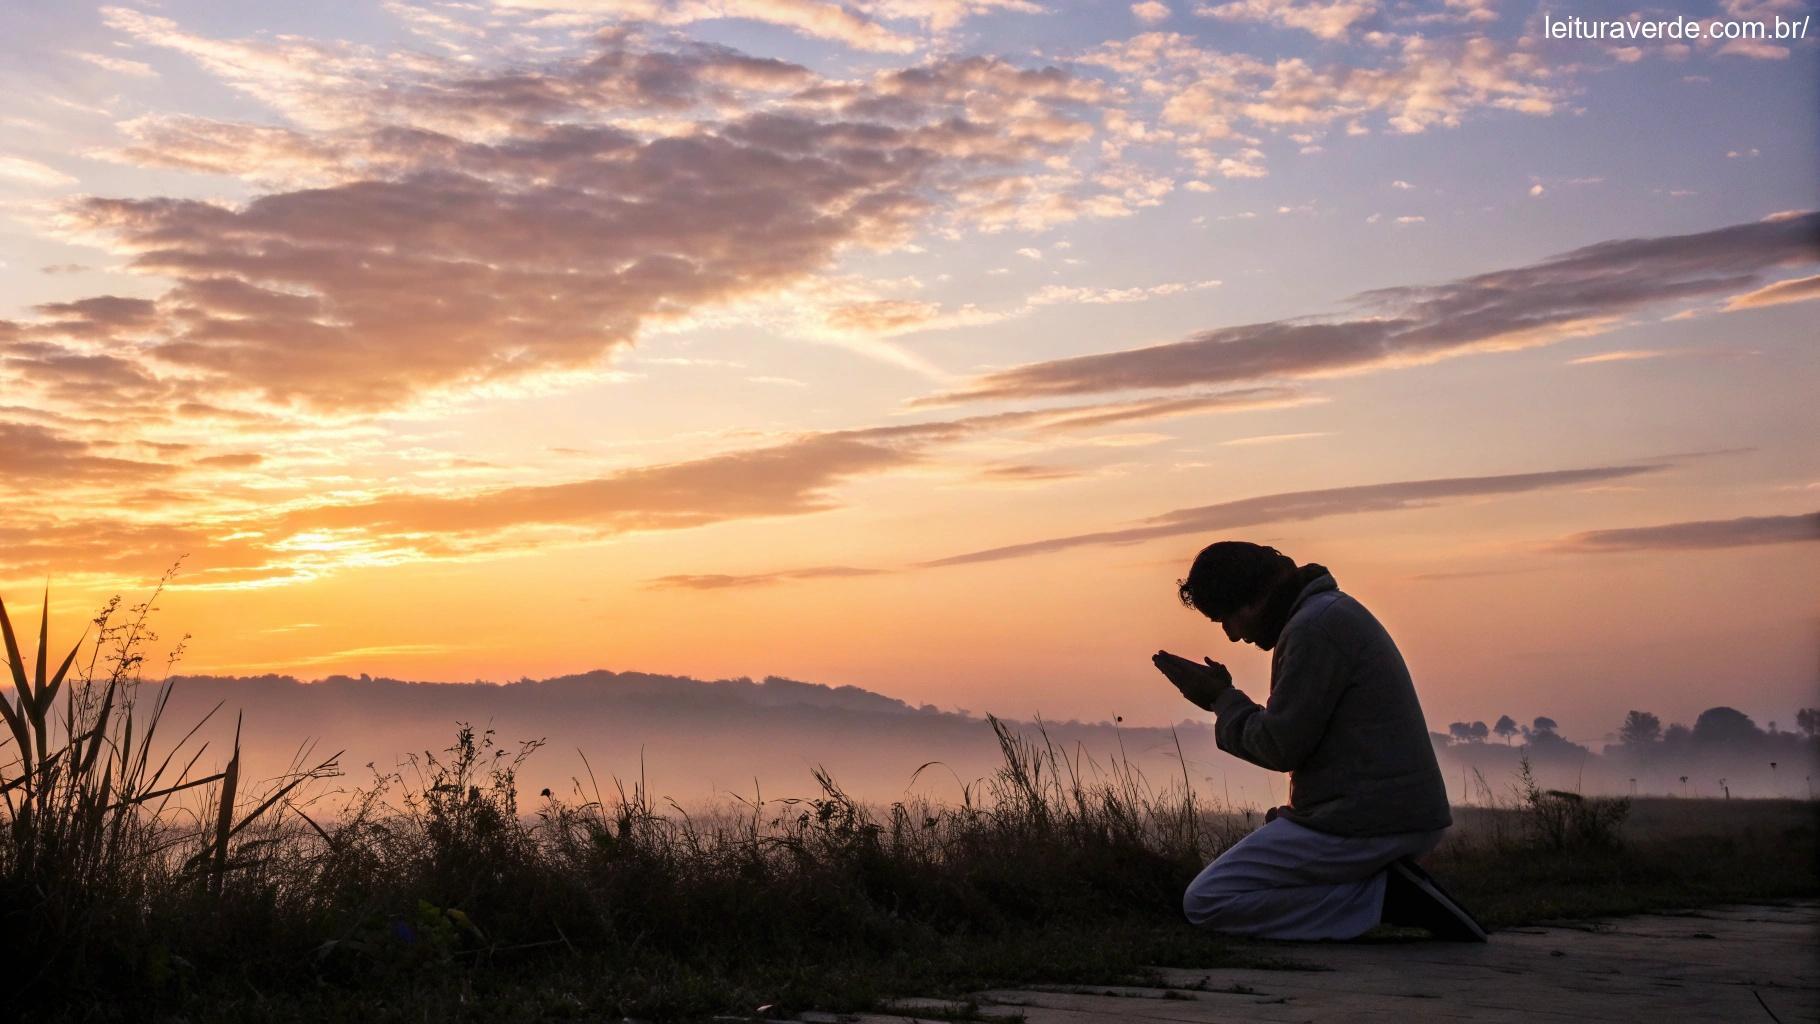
1433,703,1820,800
4,585,1816,1021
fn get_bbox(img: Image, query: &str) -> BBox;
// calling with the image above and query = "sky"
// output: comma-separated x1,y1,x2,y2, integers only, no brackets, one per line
1,0,1816,747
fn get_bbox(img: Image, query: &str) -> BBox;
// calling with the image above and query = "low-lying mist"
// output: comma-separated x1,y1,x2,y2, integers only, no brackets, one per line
143,669,1819,810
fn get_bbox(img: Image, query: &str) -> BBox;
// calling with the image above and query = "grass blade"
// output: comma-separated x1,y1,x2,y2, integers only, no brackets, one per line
39,629,87,731
0,596,37,766
209,713,242,898
29,588,51,777
33,585,48,709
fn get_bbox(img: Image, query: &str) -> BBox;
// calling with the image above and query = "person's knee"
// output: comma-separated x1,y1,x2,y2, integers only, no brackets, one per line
1182,875,1238,927
1182,885,1210,926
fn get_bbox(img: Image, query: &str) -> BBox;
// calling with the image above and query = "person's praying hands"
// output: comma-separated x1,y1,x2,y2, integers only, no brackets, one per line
1152,650,1232,711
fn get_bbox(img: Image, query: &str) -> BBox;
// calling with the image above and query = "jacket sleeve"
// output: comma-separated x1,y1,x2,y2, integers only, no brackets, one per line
1208,616,1352,772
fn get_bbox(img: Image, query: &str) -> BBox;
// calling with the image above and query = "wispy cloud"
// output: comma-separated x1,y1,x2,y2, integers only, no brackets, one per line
1723,273,1820,311
270,433,920,539
1024,387,1323,432
1219,431,1330,446
67,49,159,78
214,642,464,671
1551,513,1819,553
0,155,77,188
0,430,924,586
646,565,886,590
925,463,1666,566
1566,350,1666,365
920,213,1820,405
0,385,1326,587
976,462,1085,483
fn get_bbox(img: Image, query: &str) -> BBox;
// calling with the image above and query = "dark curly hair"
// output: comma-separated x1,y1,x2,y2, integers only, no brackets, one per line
1177,541,1295,618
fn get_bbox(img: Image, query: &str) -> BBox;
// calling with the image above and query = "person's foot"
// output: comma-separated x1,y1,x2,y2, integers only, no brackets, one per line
1380,857,1489,942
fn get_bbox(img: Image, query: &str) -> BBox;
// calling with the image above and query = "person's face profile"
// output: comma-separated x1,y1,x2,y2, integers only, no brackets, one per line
1208,594,1269,646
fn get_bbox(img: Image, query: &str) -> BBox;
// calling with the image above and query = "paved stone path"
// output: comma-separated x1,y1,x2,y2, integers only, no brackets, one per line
817,901,1820,1024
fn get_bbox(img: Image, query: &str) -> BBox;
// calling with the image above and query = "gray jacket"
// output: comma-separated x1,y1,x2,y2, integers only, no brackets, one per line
1209,574,1452,837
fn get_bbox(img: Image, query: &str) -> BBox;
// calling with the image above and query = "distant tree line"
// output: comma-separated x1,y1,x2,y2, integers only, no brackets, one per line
1436,706,1819,754
1434,713,1585,756
1419,705,1820,800
1429,705,1820,797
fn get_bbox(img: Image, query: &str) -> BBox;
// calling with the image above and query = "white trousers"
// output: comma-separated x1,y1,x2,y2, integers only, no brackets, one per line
1183,816,1447,940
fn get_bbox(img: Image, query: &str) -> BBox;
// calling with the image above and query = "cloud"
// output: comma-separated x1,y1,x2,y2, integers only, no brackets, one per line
0,336,189,417
1723,274,1820,311
924,463,1665,566
0,384,1318,586
1218,431,1330,445
0,428,930,585
0,156,77,188
646,565,886,589
1132,0,1172,22
798,271,1222,350
717,0,928,52
488,0,925,52
977,462,1085,483
1566,349,1665,365
1027,278,1221,306
721,0,920,51
273,432,919,538
0,421,177,484
1078,32,1561,163
111,115,351,183
865,0,1048,32
922,212,1820,404
1715,38,1788,60
1025,386,1321,432
1409,566,1547,582
68,49,159,78
0,516,253,587
824,298,946,334
1551,513,1819,553
1194,0,1378,40
195,452,264,468
485,0,1050,61
33,19,1140,413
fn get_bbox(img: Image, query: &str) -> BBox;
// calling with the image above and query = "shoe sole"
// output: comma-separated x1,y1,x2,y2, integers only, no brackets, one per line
1389,858,1489,942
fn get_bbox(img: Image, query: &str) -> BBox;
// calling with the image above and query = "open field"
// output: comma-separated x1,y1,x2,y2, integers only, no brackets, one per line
5,701,1814,1021
3,582,1815,1021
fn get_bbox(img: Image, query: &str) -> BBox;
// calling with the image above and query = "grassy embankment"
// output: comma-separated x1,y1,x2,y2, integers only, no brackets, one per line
3,586,1815,1022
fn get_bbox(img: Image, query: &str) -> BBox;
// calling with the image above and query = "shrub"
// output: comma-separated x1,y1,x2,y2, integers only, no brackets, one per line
1515,755,1630,850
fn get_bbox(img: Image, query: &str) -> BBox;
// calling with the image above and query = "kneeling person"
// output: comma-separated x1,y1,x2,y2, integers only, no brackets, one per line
1152,541,1484,942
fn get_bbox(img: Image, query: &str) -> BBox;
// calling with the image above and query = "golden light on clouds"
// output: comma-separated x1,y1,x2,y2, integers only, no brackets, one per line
0,0,1815,739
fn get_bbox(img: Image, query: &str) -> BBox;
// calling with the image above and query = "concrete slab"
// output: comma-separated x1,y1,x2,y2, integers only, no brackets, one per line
848,901,1820,1024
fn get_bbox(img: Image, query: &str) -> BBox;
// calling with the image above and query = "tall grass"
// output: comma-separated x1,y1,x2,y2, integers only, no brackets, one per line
0,571,338,1002
5,582,1812,1022
4,581,1260,1018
